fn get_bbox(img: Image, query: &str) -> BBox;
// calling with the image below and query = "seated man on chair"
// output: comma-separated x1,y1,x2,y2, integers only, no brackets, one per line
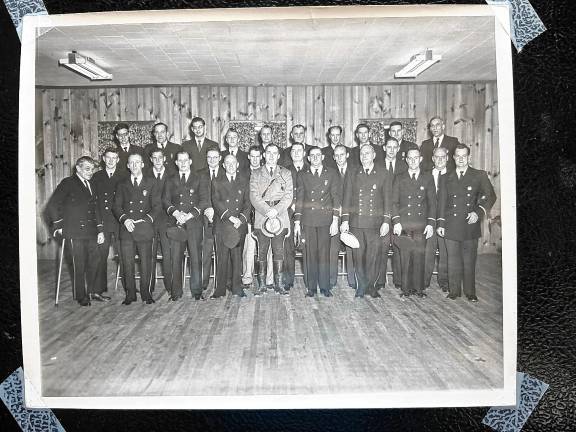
45,156,106,306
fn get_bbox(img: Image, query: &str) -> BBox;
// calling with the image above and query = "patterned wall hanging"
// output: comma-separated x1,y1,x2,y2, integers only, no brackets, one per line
228,120,287,152
359,118,418,147
97,121,155,157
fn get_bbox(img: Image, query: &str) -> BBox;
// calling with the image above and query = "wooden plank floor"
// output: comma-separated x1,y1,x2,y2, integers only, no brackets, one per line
37,255,503,397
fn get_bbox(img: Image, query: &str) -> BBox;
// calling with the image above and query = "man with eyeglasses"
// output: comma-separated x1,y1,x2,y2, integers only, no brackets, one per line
391,147,436,298
294,146,341,297
437,144,496,302
424,146,451,292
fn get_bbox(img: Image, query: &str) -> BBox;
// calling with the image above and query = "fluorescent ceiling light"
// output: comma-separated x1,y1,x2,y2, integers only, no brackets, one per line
58,51,112,81
394,49,441,79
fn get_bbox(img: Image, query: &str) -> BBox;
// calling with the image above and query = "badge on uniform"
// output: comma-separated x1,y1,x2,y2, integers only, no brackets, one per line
467,186,472,190
142,189,147,196
324,179,328,186
190,188,194,194
372,184,377,190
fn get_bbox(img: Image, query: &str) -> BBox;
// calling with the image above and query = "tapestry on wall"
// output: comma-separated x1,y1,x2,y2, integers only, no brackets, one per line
359,118,418,148
97,121,155,157
229,120,287,152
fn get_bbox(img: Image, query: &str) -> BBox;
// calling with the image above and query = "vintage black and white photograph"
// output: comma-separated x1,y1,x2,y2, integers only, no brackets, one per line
20,5,517,408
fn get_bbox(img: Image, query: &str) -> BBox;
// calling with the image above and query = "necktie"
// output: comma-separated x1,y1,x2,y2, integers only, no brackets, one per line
434,138,439,148
157,172,161,180
123,146,128,153
388,161,393,173
84,180,92,195
459,171,464,180
211,169,215,180
108,171,112,179
197,140,202,152
365,168,369,175
314,169,319,177
180,173,186,185
231,176,235,183
133,177,138,188
270,167,274,177
296,166,300,172
411,173,416,181
340,168,344,176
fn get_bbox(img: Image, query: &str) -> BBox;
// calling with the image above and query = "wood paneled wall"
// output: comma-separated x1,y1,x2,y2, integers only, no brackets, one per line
36,82,500,258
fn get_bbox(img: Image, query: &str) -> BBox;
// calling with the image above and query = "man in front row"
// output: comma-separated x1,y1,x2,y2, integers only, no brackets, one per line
250,144,293,296
113,153,161,305
211,155,251,298
45,156,105,306
162,151,210,301
341,144,392,298
437,144,496,302
294,146,341,297
391,147,436,298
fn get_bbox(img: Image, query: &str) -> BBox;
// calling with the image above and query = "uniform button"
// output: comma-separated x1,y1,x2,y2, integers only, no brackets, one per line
129,201,133,204
235,208,238,210
104,192,108,195
140,200,143,203
466,203,470,206
312,207,315,210
453,195,457,198
104,199,108,203
467,193,471,197
129,210,134,213
453,204,457,207
179,194,183,197
408,195,411,199
408,204,411,207
105,206,109,210
180,202,183,205
417,204,421,207
311,199,315,202
139,210,143,212
454,213,457,217
311,191,314,194
418,195,421,198
407,212,411,216
418,212,422,216
226,199,229,202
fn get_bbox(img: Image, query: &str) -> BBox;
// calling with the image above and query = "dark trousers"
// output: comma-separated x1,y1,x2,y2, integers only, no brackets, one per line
119,237,154,302
284,216,296,287
68,237,101,303
150,227,172,294
254,229,288,261
201,222,215,289
424,233,448,289
396,231,426,295
376,232,401,287
302,225,331,294
329,235,356,287
350,227,381,296
171,223,203,297
95,231,119,294
445,238,478,297
213,232,246,297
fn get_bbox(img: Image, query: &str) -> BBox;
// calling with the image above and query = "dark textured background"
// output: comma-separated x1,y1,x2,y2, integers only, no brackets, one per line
1,1,575,431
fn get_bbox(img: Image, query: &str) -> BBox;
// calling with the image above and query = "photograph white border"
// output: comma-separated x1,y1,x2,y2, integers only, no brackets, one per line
19,4,517,409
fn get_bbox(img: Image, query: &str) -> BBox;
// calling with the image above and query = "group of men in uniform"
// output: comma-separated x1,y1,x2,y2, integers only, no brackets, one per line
45,115,496,307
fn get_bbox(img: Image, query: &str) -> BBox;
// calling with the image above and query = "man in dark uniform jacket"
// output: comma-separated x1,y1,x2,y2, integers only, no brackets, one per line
143,122,182,170
329,145,356,290
221,128,249,175
283,142,309,290
92,148,123,297
354,123,384,168
376,137,408,290
437,144,496,302
211,155,251,298
391,147,437,298
294,146,342,297
197,148,225,291
280,124,307,167
45,156,105,306
181,116,219,173
322,125,344,170
144,148,176,295
388,121,417,163
113,153,161,305
420,116,460,171
341,144,393,298
162,151,210,300
113,122,148,174
424,146,451,291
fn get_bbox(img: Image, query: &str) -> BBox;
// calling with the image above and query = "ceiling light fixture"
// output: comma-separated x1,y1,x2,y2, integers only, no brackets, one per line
58,51,112,81
394,49,441,79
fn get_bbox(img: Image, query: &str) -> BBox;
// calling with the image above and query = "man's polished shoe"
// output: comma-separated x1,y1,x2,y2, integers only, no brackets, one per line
233,290,247,298
202,285,208,291
416,292,427,298
91,293,111,302
170,295,181,301
467,295,479,303
354,293,364,298
145,298,155,304
78,298,90,307
121,299,133,305
369,291,381,298
321,290,333,297
194,294,204,301
447,294,458,300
